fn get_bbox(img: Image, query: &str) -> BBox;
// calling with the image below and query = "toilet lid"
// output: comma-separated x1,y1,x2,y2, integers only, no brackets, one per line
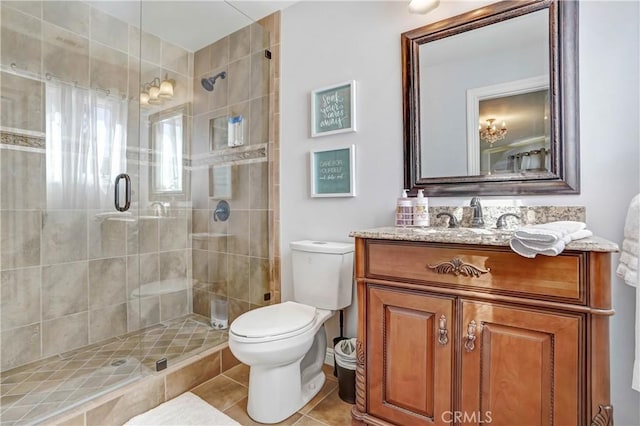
230,301,317,339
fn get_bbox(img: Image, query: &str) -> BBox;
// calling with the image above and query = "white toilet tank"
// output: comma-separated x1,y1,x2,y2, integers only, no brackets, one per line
290,240,354,310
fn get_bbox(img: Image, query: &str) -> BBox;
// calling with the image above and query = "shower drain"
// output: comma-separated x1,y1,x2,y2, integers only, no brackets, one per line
110,359,127,367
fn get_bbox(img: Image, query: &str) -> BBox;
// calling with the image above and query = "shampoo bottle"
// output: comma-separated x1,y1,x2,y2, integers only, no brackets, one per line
413,189,430,227
395,190,413,226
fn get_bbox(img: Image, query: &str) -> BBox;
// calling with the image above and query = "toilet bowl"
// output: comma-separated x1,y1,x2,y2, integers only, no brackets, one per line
228,240,355,424
229,302,333,423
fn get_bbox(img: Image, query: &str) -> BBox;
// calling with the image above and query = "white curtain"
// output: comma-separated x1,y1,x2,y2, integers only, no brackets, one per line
45,81,127,210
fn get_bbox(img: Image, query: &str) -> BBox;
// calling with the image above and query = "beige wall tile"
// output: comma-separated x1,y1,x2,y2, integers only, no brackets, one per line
228,57,250,105
88,257,126,309
0,267,40,330
249,96,269,145
251,23,269,54
90,8,128,52
42,23,90,87
131,218,160,255
165,351,220,399
1,149,45,210
228,297,250,324
194,46,211,78
159,217,188,251
250,210,268,259
210,37,229,70
228,254,250,301
0,73,44,133
228,211,250,256
86,375,164,426
162,41,189,76
128,25,141,59
89,303,127,343
249,257,269,306
229,26,250,62
207,252,228,290
249,162,269,211
0,323,41,371
159,290,189,321
42,312,88,357
42,261,88,320
193,290,210,317
141,31,161,64
90,42,128,94
43,1,89,37
1,210,41,269
159,250,188,281
250,51,270,99
127,296,160,332
88,215,126,259
227,164,249,210
1,5,42,74
192,249,209,283
2,1,42,18
42,210,87,265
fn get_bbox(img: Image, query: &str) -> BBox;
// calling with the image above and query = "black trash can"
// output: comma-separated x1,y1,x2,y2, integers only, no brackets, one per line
334,338,357,404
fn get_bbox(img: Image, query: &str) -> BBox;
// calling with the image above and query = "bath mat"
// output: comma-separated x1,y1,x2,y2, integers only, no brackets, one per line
123,392,240,426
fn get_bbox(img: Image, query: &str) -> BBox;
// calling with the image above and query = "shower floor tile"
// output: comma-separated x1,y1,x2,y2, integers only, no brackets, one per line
0,314,226,425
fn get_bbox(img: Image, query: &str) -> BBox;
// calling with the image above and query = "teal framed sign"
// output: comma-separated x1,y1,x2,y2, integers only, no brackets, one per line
310,80,357,137
310,145,356,197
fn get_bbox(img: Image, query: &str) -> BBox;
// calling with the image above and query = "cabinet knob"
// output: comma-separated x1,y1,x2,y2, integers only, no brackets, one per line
438,315,449,345
464,320,477,352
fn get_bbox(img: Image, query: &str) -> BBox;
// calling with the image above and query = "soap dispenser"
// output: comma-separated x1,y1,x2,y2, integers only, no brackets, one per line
395,189,413,226
413,189,430,227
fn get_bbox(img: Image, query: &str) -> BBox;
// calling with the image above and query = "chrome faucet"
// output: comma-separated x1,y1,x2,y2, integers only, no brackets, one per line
470,197,484,228
150,201,167,217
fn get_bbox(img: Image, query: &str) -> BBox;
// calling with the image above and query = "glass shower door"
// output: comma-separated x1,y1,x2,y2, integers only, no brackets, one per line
0,1,144,423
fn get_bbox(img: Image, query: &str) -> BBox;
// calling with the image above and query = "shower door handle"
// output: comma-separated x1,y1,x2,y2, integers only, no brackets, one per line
114,173,131,212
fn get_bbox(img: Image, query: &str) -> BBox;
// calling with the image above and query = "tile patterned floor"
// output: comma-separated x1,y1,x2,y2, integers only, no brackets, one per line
191,363,354,426
0,315,226,425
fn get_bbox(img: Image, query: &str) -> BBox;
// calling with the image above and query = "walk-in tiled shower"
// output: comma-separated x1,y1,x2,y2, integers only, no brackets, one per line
0,2,280,423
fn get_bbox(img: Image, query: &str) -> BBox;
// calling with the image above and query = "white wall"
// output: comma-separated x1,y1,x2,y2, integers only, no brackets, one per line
281,1,639,423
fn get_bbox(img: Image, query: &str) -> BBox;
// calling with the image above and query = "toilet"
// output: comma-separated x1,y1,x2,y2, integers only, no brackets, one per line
228,240,355,424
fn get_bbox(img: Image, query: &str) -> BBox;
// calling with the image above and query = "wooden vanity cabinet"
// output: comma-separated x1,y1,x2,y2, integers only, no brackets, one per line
352,238,614,426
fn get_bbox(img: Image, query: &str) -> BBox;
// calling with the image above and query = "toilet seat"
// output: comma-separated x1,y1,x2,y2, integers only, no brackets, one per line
230,301,317,343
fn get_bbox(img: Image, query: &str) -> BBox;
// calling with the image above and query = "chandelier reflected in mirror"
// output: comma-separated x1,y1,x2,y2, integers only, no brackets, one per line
479,118,507,145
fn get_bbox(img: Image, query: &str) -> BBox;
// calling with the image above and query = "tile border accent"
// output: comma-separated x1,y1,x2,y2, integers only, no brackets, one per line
0,130,46,149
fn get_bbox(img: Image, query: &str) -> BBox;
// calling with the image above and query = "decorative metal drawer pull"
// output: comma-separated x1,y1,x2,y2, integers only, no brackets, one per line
464,320,477,352
438,315,449,345
427,257,490,278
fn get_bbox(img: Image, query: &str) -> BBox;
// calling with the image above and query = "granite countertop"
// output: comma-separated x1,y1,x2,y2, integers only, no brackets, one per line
349,226,619,253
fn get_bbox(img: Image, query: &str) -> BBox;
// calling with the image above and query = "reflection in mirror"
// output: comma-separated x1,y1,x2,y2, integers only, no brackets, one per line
149,103,190,199
403,0,579,196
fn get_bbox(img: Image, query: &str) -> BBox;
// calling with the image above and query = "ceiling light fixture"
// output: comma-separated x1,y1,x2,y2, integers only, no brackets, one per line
479,118,507,145
408,0,440,14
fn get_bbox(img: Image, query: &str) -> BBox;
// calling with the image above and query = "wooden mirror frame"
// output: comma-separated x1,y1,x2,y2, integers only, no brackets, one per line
402,0,579,196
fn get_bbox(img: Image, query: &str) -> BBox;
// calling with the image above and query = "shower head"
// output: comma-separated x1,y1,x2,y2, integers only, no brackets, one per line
201,71,227,91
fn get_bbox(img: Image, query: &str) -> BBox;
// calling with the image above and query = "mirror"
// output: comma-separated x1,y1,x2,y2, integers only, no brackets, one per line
149,103,191,200
403,0,579,196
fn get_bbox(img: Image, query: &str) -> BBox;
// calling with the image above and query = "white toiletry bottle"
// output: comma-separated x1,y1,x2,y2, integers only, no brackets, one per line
413,189,429,227
395,190,413,226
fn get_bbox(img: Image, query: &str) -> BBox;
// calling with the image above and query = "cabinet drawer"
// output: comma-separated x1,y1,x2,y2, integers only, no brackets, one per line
365,240,584,302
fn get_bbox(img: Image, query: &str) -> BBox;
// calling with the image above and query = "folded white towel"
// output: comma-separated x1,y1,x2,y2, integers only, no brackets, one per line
617,194,639,288
510,222,592,258
513,221,587,243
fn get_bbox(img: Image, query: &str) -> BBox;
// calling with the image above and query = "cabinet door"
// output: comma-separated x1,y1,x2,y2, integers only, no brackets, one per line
368,285,454,426
460,300,583,426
